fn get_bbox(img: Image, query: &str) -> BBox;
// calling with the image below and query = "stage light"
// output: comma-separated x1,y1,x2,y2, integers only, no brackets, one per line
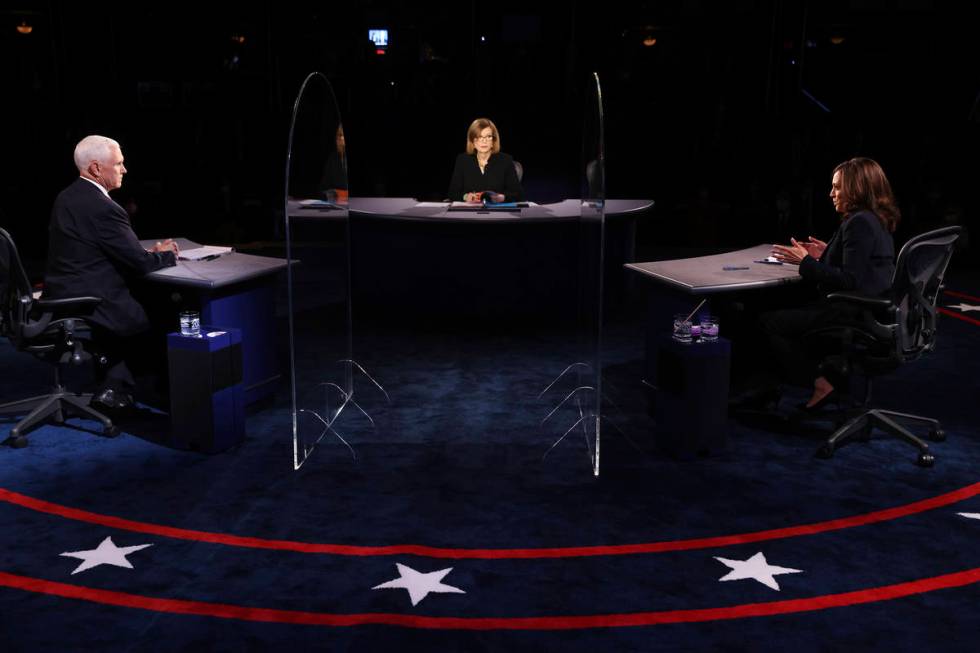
16,20,32,35
231,34,245,45
830,35,845,45
642,35,657,47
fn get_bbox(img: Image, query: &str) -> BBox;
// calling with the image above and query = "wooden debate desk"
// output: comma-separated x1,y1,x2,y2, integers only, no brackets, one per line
139,238,288,405
626,245,802,456
625,244,802,295
625,245,800,374
626,244,803,386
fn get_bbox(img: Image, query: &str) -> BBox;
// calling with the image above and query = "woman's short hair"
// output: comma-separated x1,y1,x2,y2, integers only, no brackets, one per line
834,157,901,233
465,118,501,155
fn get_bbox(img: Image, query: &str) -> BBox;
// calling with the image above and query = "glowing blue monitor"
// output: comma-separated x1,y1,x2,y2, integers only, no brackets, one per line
369,29,389,48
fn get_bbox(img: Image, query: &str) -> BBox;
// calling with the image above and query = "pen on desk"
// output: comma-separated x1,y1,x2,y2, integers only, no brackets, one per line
723,266,750,270
201,254,221,261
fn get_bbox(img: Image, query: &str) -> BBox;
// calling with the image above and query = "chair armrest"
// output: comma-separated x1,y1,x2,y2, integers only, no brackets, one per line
34,296,102,312
21,296,102,339
825,291,894,310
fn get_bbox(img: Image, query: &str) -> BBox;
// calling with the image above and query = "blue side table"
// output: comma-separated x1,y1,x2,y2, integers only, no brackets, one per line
167,326,245,453
653,335,731,458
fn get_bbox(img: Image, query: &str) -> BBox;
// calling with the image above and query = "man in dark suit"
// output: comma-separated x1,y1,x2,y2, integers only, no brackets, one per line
45,135,179,412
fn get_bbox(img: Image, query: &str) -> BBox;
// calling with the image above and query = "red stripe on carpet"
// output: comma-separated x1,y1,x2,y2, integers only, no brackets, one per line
943,289,980,303
2,568,979,629
938,307,980,327
3,483,980,559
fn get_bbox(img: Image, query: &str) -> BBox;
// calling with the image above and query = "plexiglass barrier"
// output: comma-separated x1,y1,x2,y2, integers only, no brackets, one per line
540,72,607,476
284,72,387,470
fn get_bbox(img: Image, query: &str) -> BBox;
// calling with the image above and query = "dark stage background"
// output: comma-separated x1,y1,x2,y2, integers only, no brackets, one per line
2,1,977,266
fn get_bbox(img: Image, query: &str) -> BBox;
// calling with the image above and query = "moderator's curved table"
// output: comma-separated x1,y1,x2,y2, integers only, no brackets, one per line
288,198,652,223
288,198,654,322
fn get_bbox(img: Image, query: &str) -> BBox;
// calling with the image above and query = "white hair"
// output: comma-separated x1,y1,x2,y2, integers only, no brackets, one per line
73,135,120,172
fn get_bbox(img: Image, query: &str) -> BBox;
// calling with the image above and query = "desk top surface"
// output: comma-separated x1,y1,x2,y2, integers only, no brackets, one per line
287,198,653,223
626,244,802,295
139,239,288,290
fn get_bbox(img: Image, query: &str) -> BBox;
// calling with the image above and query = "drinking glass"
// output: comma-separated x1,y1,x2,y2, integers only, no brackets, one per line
179,310,201,337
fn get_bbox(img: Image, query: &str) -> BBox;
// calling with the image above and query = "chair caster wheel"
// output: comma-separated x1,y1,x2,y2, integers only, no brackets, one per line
815,443,834,459
102,423,120,438
7,435,28,448
917,452,935,467
928,428,945,442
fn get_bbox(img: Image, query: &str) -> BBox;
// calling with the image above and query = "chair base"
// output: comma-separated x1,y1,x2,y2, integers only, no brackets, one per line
0,387,116,445
815,407,943,467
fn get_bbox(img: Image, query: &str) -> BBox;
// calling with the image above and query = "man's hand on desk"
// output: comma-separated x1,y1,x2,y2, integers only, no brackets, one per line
148,239,179,255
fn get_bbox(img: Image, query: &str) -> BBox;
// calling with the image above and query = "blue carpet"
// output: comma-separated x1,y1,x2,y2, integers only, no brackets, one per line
2,286,980,651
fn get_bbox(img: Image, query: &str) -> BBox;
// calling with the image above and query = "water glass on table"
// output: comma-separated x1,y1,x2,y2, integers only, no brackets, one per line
672,314,693,343
699,315,719,342
179,310,201,337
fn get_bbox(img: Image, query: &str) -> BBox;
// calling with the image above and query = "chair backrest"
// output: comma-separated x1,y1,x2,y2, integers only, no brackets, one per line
513,160,523,183
890,225,962,361
0,227,34,342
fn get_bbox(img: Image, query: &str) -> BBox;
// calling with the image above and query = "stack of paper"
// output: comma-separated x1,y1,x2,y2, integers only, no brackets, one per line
179,245,234,261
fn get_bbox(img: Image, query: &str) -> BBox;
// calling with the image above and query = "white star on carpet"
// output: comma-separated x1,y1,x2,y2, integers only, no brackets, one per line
946,303,980,313
60,536,153,575
372,563,466,606
957,512,980,520
714,552,803,591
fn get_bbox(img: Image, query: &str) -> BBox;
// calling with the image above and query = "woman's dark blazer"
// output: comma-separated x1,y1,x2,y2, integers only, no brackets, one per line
799,209,895,297
447,152,524,202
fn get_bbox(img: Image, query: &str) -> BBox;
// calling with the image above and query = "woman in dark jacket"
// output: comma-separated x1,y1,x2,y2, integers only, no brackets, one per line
764,157,899,410
447,117,524,203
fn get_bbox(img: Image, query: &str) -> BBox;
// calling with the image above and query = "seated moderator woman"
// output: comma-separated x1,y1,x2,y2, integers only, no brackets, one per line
764,157,898,411
447,118,524,203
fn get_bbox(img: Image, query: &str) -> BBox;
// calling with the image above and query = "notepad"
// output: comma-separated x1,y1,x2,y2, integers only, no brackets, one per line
179,246,233,261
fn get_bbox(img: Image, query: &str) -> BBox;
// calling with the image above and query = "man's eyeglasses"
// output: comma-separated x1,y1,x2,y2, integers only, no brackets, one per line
475,134,495,141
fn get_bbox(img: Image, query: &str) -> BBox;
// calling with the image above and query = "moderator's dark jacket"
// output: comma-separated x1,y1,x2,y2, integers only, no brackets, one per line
45,178,176,336
799,209,895,297
447,152,524,202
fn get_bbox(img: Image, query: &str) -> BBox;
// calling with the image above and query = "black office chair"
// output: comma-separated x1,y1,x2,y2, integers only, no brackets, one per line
0,227,116,447
808,225,962,467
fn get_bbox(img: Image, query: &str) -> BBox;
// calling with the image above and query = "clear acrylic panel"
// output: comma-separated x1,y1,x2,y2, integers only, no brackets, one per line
540,73,606,477
284,72,367,470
